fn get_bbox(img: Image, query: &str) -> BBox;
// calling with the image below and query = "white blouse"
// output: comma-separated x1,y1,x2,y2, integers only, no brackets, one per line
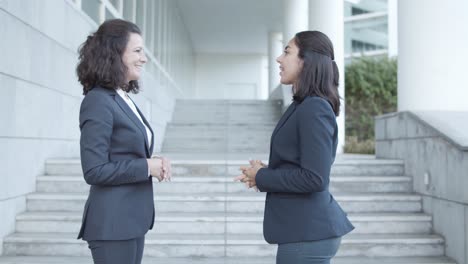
116,89,153,148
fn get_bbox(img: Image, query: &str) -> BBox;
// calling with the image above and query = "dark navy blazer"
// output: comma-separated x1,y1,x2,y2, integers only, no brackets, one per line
256,96,354,244
77,87,155,241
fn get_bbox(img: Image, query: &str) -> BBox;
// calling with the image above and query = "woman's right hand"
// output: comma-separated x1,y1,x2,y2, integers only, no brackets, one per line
250,159,267,168
147,158,164,182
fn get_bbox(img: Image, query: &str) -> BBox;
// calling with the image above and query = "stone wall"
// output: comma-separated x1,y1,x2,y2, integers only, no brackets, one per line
376,111,468,264
0,0,186,251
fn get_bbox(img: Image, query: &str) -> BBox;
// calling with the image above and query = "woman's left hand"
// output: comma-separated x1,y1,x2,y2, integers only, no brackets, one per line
152,155,172,182
161,157,172,182
234,160,264,189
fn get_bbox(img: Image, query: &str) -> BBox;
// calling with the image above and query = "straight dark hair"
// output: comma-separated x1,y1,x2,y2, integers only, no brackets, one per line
77,19,142,95
293,31,341,116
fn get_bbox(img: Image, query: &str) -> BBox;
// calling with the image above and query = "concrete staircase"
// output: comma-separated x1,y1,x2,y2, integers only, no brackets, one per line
0,100,457,264
162,100,282,154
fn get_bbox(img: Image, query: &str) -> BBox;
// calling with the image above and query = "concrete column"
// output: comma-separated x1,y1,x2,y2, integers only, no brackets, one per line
277,0,308,109
309,0,345,153
387,0,398,57
268,32,283,93
283,0,309,44
398,0,468,111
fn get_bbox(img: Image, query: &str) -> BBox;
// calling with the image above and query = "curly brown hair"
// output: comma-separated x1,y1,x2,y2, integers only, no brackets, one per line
77,19,142,95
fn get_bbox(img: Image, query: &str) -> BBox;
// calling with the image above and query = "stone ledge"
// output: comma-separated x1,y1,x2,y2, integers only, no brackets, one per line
411,111,468,150
376,111,468,151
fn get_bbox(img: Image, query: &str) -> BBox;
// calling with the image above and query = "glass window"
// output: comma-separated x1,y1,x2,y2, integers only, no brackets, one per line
352,40,384,52
123,0,134,22
352,7,368,16
136,0,145,33
145,0,153,49
105,8,115,20
82,0,101,23
109,0,120,10
152,0,160,57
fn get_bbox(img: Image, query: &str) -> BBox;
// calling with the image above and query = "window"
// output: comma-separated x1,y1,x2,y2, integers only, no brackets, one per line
109,0,120,10
82,0,101,23
136,0,145,33
105,9,115,20
352,7,368,16
123,0,135,22
352,40,385,52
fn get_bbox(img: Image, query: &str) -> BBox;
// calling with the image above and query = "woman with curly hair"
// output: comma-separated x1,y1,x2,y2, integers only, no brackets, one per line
76,19,170,264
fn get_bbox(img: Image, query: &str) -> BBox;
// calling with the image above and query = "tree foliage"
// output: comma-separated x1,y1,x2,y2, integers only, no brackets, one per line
344,56,397,153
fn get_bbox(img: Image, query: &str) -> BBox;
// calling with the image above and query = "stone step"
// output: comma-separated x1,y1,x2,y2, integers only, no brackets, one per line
173,103,280,108
161,140,271,148
44,158,405,176
36,175,412,194
164,125,277,137
162,135,273,141
171,110,281,119
177,99,274,102
161,146,272,154
172,110,279,116
173,108,281,114
0,256,457,264
174,99,282,107
173,104,282,110
171,112,281,123
3,233,446,257
26,193,422,213
161,147,272,154
0,256,459,264
170,116,280,124
160,142,271,149
163,137,272,143
163,134,275,140
15,211,432,235
166,122,277,129
173,107,280,113
170,118,280,124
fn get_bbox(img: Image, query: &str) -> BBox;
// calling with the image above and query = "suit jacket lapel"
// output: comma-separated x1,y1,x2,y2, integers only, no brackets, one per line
134,103,154,155
267,102,297,165
114,95,152,157
271,101,297,139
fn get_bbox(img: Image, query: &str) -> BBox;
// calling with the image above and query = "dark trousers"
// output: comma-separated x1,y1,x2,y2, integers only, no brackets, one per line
87,236,145,264
276,237,341,264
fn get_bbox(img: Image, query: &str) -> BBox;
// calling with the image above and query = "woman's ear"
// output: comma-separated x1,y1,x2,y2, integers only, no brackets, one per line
298,58,304,69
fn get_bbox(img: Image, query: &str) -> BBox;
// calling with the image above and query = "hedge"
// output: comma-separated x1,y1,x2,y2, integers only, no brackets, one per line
344,56,397,154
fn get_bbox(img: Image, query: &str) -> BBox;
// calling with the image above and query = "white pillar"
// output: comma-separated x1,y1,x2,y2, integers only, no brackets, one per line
277,0,309,110
268,32,283,93
283,0,309,45
309,0,345,153
398,0,468,111
387,0,398,58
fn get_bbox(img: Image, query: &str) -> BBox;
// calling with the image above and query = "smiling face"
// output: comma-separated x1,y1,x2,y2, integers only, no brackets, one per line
276,38,303,86
122,33,147,83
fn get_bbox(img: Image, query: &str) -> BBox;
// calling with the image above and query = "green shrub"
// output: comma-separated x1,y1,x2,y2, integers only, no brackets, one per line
344,136,375,154
344,56,397,153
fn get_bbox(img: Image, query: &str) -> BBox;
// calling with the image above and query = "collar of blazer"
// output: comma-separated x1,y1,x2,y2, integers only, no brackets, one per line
110,89,153,157
267,101,297,164
271,101,297,140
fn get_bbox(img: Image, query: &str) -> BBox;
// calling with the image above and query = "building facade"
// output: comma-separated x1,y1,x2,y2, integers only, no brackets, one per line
1,0,468,263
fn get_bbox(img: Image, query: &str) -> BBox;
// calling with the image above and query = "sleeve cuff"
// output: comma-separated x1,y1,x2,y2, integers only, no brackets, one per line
256,168,267,192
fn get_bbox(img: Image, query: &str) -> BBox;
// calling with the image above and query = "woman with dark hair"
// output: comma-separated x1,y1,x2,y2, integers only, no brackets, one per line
236,31,354,264
76,19,171,264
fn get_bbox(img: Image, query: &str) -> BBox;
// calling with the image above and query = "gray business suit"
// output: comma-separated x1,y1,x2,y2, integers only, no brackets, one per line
78,87,154,263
